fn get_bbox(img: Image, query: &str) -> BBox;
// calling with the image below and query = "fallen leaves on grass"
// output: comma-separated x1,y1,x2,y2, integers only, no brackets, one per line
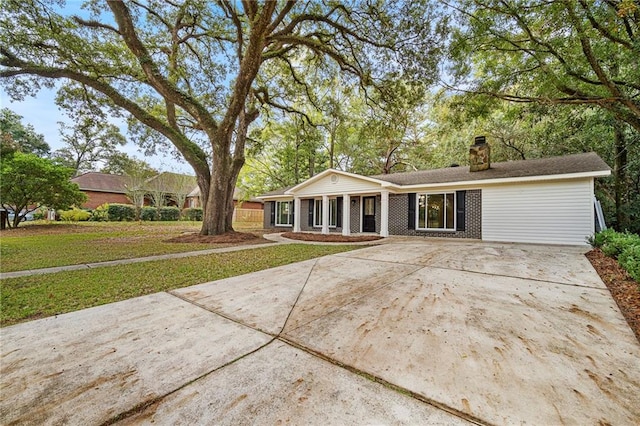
0,221,202,236
281,232,382,242
586,248,640,343
164,231,268,244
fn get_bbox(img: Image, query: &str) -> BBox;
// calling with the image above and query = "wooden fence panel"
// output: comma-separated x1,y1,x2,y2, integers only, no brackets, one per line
232,208,264,229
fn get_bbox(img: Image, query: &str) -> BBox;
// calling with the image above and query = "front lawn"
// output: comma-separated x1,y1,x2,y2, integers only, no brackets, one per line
0,221,266,272
0,244,359,327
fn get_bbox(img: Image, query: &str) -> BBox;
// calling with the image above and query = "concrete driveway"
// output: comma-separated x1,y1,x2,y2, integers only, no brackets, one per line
2,240,639,425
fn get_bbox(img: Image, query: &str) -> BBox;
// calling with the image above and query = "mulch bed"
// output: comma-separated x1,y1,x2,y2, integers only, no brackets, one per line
586,248,640,343
280,232,383,243
164,231,270,245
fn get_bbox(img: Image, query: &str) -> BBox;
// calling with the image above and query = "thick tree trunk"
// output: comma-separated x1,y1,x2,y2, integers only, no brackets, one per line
201,183,234,235
200,155,244,235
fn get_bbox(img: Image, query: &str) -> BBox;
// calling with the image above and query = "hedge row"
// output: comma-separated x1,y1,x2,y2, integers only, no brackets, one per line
107,204,136,221
55,204,203,222
590,229,640,282
138,206,182,221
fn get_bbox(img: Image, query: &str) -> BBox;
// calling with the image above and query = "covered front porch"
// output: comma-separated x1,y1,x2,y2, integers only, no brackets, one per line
290,192,390,237
260,169,397,237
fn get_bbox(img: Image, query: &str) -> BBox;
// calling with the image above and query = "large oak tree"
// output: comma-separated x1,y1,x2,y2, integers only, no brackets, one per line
0,0,444,235
445,0,639,229
446,0,640,132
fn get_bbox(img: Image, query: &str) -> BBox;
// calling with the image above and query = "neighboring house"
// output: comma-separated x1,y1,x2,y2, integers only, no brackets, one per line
145,172,197,208
72,171,200,209
71,172,130,209
186,187,263,210
259,139,611,245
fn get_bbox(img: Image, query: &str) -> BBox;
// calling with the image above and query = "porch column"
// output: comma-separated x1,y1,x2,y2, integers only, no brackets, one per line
380,190,389,237
321,194,329,234
342,194,351,236
293,197,301,232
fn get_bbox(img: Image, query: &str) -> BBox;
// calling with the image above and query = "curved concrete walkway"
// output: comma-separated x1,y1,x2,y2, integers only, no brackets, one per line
2,239,638,425
0,241,284,279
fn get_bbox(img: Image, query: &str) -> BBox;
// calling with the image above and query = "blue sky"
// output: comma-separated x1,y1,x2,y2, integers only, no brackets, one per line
1,86,193,174
1,0,192,173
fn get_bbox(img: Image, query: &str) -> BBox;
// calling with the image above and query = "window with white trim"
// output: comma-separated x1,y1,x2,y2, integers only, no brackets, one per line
313,198,338,227
276,201,293,226
314,199,323,227
417,193,455,230
329,198,337,227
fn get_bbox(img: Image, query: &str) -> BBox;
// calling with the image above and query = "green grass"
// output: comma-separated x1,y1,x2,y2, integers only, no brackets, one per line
0,244,360,327
0,221,231,272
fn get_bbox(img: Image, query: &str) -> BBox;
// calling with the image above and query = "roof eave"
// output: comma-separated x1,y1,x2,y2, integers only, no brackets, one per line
77,187,127,194
388,169,611,190
256,194,293,200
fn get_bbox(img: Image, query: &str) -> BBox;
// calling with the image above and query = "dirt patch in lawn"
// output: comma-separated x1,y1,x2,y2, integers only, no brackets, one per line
281,232,382,243
586,248,640,343
164,231,271,245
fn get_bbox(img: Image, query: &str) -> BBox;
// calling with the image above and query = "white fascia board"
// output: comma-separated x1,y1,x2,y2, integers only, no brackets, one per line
256,194,294,201
284,168,388,195
385,170,611,191
296,189,397,198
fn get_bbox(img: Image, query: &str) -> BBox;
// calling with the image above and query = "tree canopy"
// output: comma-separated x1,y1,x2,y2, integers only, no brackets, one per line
0,0,446,235
0,108,50,157
0,152,86,227
2,0,636,233
446,0,640,132
53,112,127,175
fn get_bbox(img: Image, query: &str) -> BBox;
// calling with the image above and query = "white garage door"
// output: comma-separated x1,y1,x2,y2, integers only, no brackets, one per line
482,180,594,245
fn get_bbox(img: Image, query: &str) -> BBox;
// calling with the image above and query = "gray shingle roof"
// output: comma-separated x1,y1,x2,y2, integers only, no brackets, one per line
369,152,610,186
71,172,127,193
260,185,295,197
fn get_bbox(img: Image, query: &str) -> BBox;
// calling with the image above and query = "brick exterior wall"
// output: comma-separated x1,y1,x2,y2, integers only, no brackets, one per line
263,200,294,229
263,201,272,229
300,199,312,231
350,197,360,234
264,190,481,239
388,190,481,239
82,191,130,209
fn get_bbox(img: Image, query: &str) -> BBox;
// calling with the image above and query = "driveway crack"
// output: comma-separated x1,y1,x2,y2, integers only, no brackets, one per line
280,264,423,335
277,258,320,335
167,290,275,336
278,337,495,426
99,338,278,426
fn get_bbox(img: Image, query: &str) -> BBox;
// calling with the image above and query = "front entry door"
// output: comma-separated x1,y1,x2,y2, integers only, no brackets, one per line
362,196,376,232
